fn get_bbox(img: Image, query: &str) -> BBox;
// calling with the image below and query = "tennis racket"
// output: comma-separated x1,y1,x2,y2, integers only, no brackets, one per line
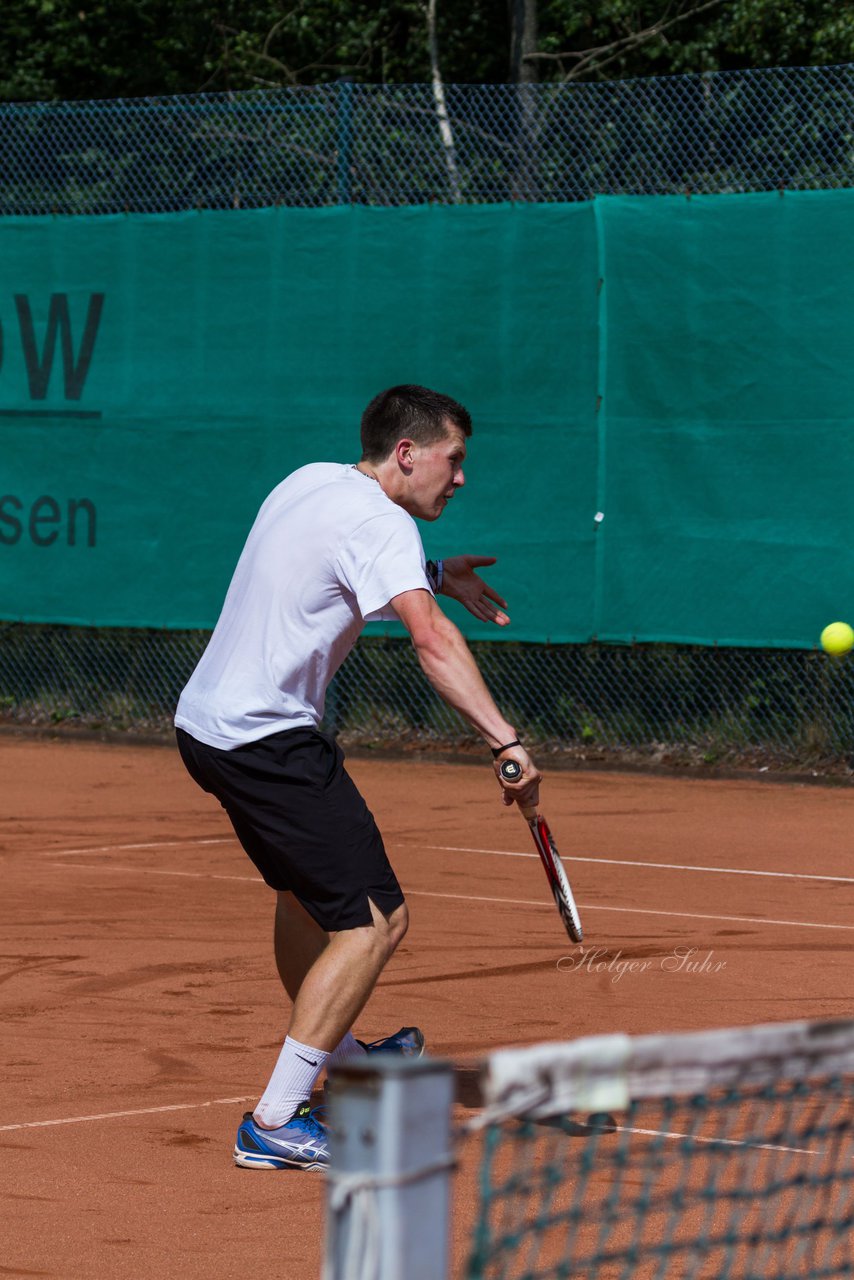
499,760,583,944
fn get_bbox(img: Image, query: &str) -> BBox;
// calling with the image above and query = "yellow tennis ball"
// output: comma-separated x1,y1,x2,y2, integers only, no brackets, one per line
820,621,854,656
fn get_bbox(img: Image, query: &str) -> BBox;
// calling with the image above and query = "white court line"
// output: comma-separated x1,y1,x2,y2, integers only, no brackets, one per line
38,834,850,885
50,863,854,932
50,863,262,884
47,838,234,857
426,844,854,885
0,1104,820,1159
609,1122,819,1158
0,1096,254,1133
407,889,854,931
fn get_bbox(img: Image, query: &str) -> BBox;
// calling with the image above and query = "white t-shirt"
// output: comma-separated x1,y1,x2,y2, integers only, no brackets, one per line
175,463,431,748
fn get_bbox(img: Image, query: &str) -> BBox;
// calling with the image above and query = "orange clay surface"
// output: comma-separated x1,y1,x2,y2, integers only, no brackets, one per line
1,738,851,1279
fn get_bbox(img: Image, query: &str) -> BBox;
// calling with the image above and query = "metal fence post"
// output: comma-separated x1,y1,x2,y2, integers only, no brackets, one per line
324,1056,455,1280
336,78,354,205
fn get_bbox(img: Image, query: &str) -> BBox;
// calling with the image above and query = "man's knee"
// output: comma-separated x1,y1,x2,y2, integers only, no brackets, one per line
363,898,408,963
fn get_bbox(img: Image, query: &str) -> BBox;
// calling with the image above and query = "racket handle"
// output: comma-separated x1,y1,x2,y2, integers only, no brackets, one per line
498,759,523,782
498,759,538,820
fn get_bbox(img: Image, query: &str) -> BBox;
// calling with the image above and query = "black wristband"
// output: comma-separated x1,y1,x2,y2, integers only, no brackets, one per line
491,739,521,758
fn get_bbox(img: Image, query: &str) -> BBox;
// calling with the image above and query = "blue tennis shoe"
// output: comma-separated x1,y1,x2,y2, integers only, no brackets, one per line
234,1103,329,1171
358,1026,425,1057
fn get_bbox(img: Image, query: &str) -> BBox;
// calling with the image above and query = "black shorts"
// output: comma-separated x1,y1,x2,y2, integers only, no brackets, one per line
176,726,404,931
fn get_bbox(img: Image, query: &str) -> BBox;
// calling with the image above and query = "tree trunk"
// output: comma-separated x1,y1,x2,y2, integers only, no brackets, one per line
426,0,462,202
509,0,539,84
508,0,540,198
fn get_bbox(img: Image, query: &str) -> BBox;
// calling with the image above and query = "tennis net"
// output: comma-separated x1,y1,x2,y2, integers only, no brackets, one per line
325,1018,854,1280
467,1019,854,1279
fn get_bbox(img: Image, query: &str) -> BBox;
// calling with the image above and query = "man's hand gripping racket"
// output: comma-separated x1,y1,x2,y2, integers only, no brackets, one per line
499,760,583,944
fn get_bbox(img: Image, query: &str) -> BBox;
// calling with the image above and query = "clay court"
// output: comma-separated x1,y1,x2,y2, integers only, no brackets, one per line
2,737,851,1278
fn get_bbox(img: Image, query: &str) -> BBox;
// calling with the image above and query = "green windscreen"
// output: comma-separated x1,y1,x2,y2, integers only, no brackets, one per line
594,192,854,647
0,193,850,646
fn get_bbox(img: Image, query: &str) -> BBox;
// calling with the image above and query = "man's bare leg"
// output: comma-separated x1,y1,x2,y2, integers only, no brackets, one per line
273,892,328,1001
274,890,408,1050
252,892,408,1129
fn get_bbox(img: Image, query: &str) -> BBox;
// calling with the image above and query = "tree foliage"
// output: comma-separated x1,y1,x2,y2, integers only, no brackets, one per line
535,0,854,80
0,0,851,101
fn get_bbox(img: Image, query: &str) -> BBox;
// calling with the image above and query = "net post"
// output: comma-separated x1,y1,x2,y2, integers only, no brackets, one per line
323,1055,455,1280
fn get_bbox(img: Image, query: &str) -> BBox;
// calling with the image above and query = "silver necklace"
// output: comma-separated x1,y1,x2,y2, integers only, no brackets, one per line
352,465,379,483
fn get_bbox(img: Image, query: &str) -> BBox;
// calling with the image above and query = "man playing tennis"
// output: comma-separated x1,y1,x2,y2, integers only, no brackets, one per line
175,384,541,1170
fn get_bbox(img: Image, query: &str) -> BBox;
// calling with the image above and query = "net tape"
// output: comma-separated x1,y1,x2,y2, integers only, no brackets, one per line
476,1018,854,1123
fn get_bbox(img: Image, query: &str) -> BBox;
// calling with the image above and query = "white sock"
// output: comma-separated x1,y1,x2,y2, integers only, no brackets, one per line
254,1035,330,1128
327,1032,368,1069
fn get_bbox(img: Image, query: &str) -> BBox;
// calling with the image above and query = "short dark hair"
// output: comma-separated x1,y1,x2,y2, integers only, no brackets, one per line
360,384,472,463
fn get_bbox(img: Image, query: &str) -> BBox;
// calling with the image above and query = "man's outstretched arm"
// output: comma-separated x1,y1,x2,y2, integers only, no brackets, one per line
391,587,540,806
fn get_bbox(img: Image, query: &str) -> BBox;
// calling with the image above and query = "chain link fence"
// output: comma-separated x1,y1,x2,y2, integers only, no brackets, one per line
0,66,851,214
2,67,852,771
1,625,851,773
